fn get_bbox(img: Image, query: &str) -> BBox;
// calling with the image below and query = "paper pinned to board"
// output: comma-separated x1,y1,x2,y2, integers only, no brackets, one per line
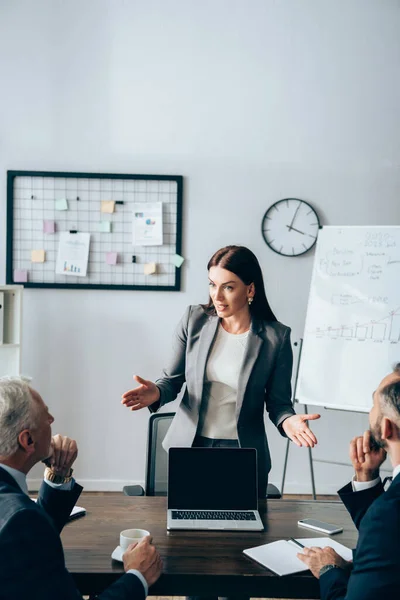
106,252,118,265
172,253,185,268
132,202,163,246
99,221,112,233
55,232,90,277
101,201,115,214
43,220,55,234
55,198,68,211
14,269,28,283
31,249,46,263
144,262,157,275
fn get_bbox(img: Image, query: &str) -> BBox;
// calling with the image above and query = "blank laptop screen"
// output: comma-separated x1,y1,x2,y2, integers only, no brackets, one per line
168,447,258,510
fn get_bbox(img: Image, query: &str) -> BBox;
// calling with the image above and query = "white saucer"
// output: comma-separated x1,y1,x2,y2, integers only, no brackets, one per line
111,545,124,562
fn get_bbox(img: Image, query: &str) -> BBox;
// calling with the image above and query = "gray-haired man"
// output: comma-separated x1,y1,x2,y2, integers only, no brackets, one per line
0,377,162,600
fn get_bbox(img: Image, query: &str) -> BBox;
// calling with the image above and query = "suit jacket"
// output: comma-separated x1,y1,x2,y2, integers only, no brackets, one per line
0,466,146,600
319,475,400,600
152,304,295,495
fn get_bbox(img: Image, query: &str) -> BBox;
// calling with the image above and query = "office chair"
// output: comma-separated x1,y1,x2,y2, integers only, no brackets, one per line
123,412,174,497
123,412,282,498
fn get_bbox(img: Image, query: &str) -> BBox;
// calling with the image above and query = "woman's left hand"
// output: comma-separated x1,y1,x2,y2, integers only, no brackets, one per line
282,414,320,447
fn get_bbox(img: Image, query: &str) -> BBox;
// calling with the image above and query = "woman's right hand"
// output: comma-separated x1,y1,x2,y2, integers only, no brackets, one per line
121,375,160,411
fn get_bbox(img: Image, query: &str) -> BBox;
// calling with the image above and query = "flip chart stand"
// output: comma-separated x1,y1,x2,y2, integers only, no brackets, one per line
281,339,317,499
281,339,392,498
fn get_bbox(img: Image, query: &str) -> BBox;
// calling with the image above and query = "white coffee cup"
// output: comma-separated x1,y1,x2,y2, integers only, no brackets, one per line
120,528,150,552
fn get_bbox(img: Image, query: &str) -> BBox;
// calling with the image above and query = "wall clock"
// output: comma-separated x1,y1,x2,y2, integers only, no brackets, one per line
261,198,320,257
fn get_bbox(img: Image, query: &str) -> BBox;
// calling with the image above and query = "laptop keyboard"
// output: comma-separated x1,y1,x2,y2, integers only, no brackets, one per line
171,510,256,520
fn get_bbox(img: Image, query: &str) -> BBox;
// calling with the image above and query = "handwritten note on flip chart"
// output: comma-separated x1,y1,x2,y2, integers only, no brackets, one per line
172,253,184,268
55,199,68,211
101,201,115,214
43,220,55,234
144,262,157,275
14,269,28,282
99,221,111,233
106,252,118,265
31,250,45,263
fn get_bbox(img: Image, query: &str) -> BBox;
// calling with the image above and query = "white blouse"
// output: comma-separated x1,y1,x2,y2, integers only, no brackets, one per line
198,324,249,439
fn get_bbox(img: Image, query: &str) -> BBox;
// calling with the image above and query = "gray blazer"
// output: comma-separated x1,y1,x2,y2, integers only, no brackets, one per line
153,304,295,495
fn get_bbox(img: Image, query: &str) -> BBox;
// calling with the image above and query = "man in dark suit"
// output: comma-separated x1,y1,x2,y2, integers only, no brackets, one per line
0,376,162,600
298,364,400,598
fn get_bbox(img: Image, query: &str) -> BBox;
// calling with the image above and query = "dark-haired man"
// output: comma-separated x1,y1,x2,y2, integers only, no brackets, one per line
298,364,400,598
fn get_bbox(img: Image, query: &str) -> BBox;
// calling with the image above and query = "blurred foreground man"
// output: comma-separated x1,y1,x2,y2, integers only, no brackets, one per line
0,377,162,600
298,364,400,599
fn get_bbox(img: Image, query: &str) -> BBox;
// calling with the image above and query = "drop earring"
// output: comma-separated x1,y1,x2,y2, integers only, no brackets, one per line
248,297,253,306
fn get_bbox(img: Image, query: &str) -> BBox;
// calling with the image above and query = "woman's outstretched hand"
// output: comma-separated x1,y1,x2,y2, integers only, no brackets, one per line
282,413,320,447
121,375,160,411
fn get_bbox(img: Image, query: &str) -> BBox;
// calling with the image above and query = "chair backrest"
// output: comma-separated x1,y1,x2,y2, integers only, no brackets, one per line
145,412,175,496
144,411,281,498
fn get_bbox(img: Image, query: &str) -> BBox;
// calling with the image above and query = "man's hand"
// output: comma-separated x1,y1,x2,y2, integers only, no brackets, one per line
350,430,386,482
45,435,78,477
123,535,162,587
297,547,350,579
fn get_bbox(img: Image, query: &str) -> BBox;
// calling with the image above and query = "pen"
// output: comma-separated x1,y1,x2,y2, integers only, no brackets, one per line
289,538,305,549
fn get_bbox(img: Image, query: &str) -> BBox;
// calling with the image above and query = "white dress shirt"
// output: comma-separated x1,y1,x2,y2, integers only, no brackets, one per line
0,464,148,596
352,463,400,492
0,463,74,492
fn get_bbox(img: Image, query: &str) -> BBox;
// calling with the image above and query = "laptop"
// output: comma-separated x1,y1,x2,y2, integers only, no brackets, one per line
167,447,264,531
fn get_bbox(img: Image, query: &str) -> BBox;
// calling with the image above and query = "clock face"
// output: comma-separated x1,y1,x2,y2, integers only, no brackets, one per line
262,198,320,257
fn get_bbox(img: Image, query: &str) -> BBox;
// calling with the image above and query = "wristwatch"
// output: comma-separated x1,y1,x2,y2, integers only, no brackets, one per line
319,564,338,577
44,467,73,484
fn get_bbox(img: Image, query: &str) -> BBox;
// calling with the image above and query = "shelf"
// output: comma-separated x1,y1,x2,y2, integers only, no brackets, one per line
0,285,22,376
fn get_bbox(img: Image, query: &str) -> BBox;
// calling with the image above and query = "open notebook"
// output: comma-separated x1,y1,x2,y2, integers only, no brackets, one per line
67,505,86,521
243,537,352,576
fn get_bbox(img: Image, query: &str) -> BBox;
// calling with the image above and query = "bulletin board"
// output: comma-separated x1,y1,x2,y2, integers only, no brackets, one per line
6,170,183,291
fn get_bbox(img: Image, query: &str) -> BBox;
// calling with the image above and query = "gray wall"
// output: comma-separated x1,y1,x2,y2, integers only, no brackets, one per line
1,0,399,492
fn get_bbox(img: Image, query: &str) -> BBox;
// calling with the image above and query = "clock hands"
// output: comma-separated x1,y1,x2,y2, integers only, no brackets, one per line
287,200,302,231
286,225,304,235
286,224,317,239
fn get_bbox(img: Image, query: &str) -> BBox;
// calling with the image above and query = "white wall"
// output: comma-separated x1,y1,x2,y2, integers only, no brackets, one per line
1,0,399,493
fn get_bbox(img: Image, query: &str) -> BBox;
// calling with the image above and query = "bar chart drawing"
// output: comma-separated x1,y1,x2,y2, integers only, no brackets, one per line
311,307,400,343
355,326,368,340
389,313,400,342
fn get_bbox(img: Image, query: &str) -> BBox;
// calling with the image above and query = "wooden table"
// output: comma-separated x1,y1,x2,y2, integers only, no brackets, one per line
62,494,358,599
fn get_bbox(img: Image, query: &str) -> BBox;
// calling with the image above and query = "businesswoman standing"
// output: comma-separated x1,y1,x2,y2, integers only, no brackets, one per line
122,245,320,496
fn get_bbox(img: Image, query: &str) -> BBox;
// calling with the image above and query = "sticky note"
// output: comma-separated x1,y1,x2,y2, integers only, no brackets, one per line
172,253,185,268
106,252,118,265
55,198,68,211
43,220,55,234
144,262,157,275
101,200,115,214
14,269,28,282
99,221,111,233
31,249,46,263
